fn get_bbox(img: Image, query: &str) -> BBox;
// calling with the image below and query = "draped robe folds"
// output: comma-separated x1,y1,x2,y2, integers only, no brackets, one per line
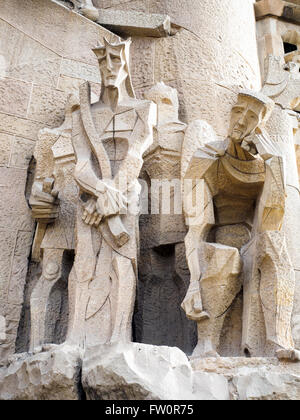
67,95,155,347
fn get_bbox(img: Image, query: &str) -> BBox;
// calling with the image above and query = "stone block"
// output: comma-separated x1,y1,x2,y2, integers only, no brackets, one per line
0,345,83,400
0,78,31,118
98,9,171,37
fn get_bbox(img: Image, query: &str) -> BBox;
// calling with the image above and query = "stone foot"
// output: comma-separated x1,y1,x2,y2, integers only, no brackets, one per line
80,5,99,22
194,310,210,321
276,349,300,362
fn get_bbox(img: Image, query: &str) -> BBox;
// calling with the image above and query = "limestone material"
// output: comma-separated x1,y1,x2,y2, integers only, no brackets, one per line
98,9,172,37
192,357,300,400
54,0,98,21
66,38,156,348
0,316,5,343
256,0,300,25
0,345,83,400
135,83,196,355
181,89,296,358
0,0,119,364
1,0,300,403
82,343,229,400
29,96,78,351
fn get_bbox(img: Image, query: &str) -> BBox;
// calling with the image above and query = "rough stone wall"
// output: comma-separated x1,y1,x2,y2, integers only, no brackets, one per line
97,0,261,135
0,0,118,362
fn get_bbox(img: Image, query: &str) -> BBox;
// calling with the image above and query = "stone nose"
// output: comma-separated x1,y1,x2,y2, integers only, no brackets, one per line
106,55,113,71
238,111,248,127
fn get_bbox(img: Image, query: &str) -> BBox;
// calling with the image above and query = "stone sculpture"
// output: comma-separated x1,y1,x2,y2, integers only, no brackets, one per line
181,89,297,359
65,38,156,348
135,82,197,354
261,54,300,355
60,0,98,21
29,96,79,351
79,0,98,21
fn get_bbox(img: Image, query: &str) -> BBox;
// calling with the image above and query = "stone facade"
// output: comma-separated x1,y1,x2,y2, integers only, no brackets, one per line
0,0,300,400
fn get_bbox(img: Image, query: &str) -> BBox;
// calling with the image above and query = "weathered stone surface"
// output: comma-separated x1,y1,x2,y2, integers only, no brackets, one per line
98,9,171,37
1,0,300,403
0,0,118,364
192,357,300,401
0,345,83,400
0,78,31,118
82,343,229,400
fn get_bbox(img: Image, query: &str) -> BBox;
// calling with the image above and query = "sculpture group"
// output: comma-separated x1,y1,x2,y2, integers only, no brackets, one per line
28,36,299,360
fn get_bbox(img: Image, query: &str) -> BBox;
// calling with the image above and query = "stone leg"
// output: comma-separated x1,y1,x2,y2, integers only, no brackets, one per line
84,250,136,347
191,243,242,359
66,210,97,348
30,248,64,352
242,232,295,356
258,231,295,354
241,238,266,356
255,156,286,233
110,254,136,343
182,182,215,320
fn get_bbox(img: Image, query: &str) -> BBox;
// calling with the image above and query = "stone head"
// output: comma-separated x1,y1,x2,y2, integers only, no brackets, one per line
229,90,274,144
93,38,132,92
144,82,179,125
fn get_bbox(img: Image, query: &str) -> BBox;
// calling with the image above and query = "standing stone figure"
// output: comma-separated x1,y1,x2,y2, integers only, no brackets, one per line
67,38,156,348
135,82,197,354
181,90,297,359
29,96,79,351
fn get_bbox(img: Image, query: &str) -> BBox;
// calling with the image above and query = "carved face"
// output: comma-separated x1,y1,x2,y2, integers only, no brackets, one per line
97,45,128,89
229,96,265,143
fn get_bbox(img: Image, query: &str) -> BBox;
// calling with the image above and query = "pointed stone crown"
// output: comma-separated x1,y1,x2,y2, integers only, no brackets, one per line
92,37,132,60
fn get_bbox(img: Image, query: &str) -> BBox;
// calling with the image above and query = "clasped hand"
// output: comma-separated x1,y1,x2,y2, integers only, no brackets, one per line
82,181,127,227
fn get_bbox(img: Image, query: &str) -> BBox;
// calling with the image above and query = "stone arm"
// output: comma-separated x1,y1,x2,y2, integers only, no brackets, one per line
116,101,157,194
29,128,61,222
242,131,287,232
180,120,219,321
72,127,127,222
72,130,100,197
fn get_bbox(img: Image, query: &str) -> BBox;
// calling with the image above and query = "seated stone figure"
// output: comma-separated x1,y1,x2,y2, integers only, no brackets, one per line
181,90,298,359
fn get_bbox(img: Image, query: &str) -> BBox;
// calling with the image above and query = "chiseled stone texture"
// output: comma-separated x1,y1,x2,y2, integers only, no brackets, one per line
0,0,119,364
98,0,261,138
1,346,300,400
0,345,83,400
192,357,300,401
82,343,229,400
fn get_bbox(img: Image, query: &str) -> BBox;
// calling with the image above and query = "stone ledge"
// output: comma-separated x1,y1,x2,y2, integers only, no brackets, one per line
97,9,175,38
255,0,300,24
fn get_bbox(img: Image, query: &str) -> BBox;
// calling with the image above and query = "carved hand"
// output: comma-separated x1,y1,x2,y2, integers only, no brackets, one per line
242,131,283,161
29,179,59,223
241,137,258,155
96,180,128,218
82,198,102,227
181,281,210,322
